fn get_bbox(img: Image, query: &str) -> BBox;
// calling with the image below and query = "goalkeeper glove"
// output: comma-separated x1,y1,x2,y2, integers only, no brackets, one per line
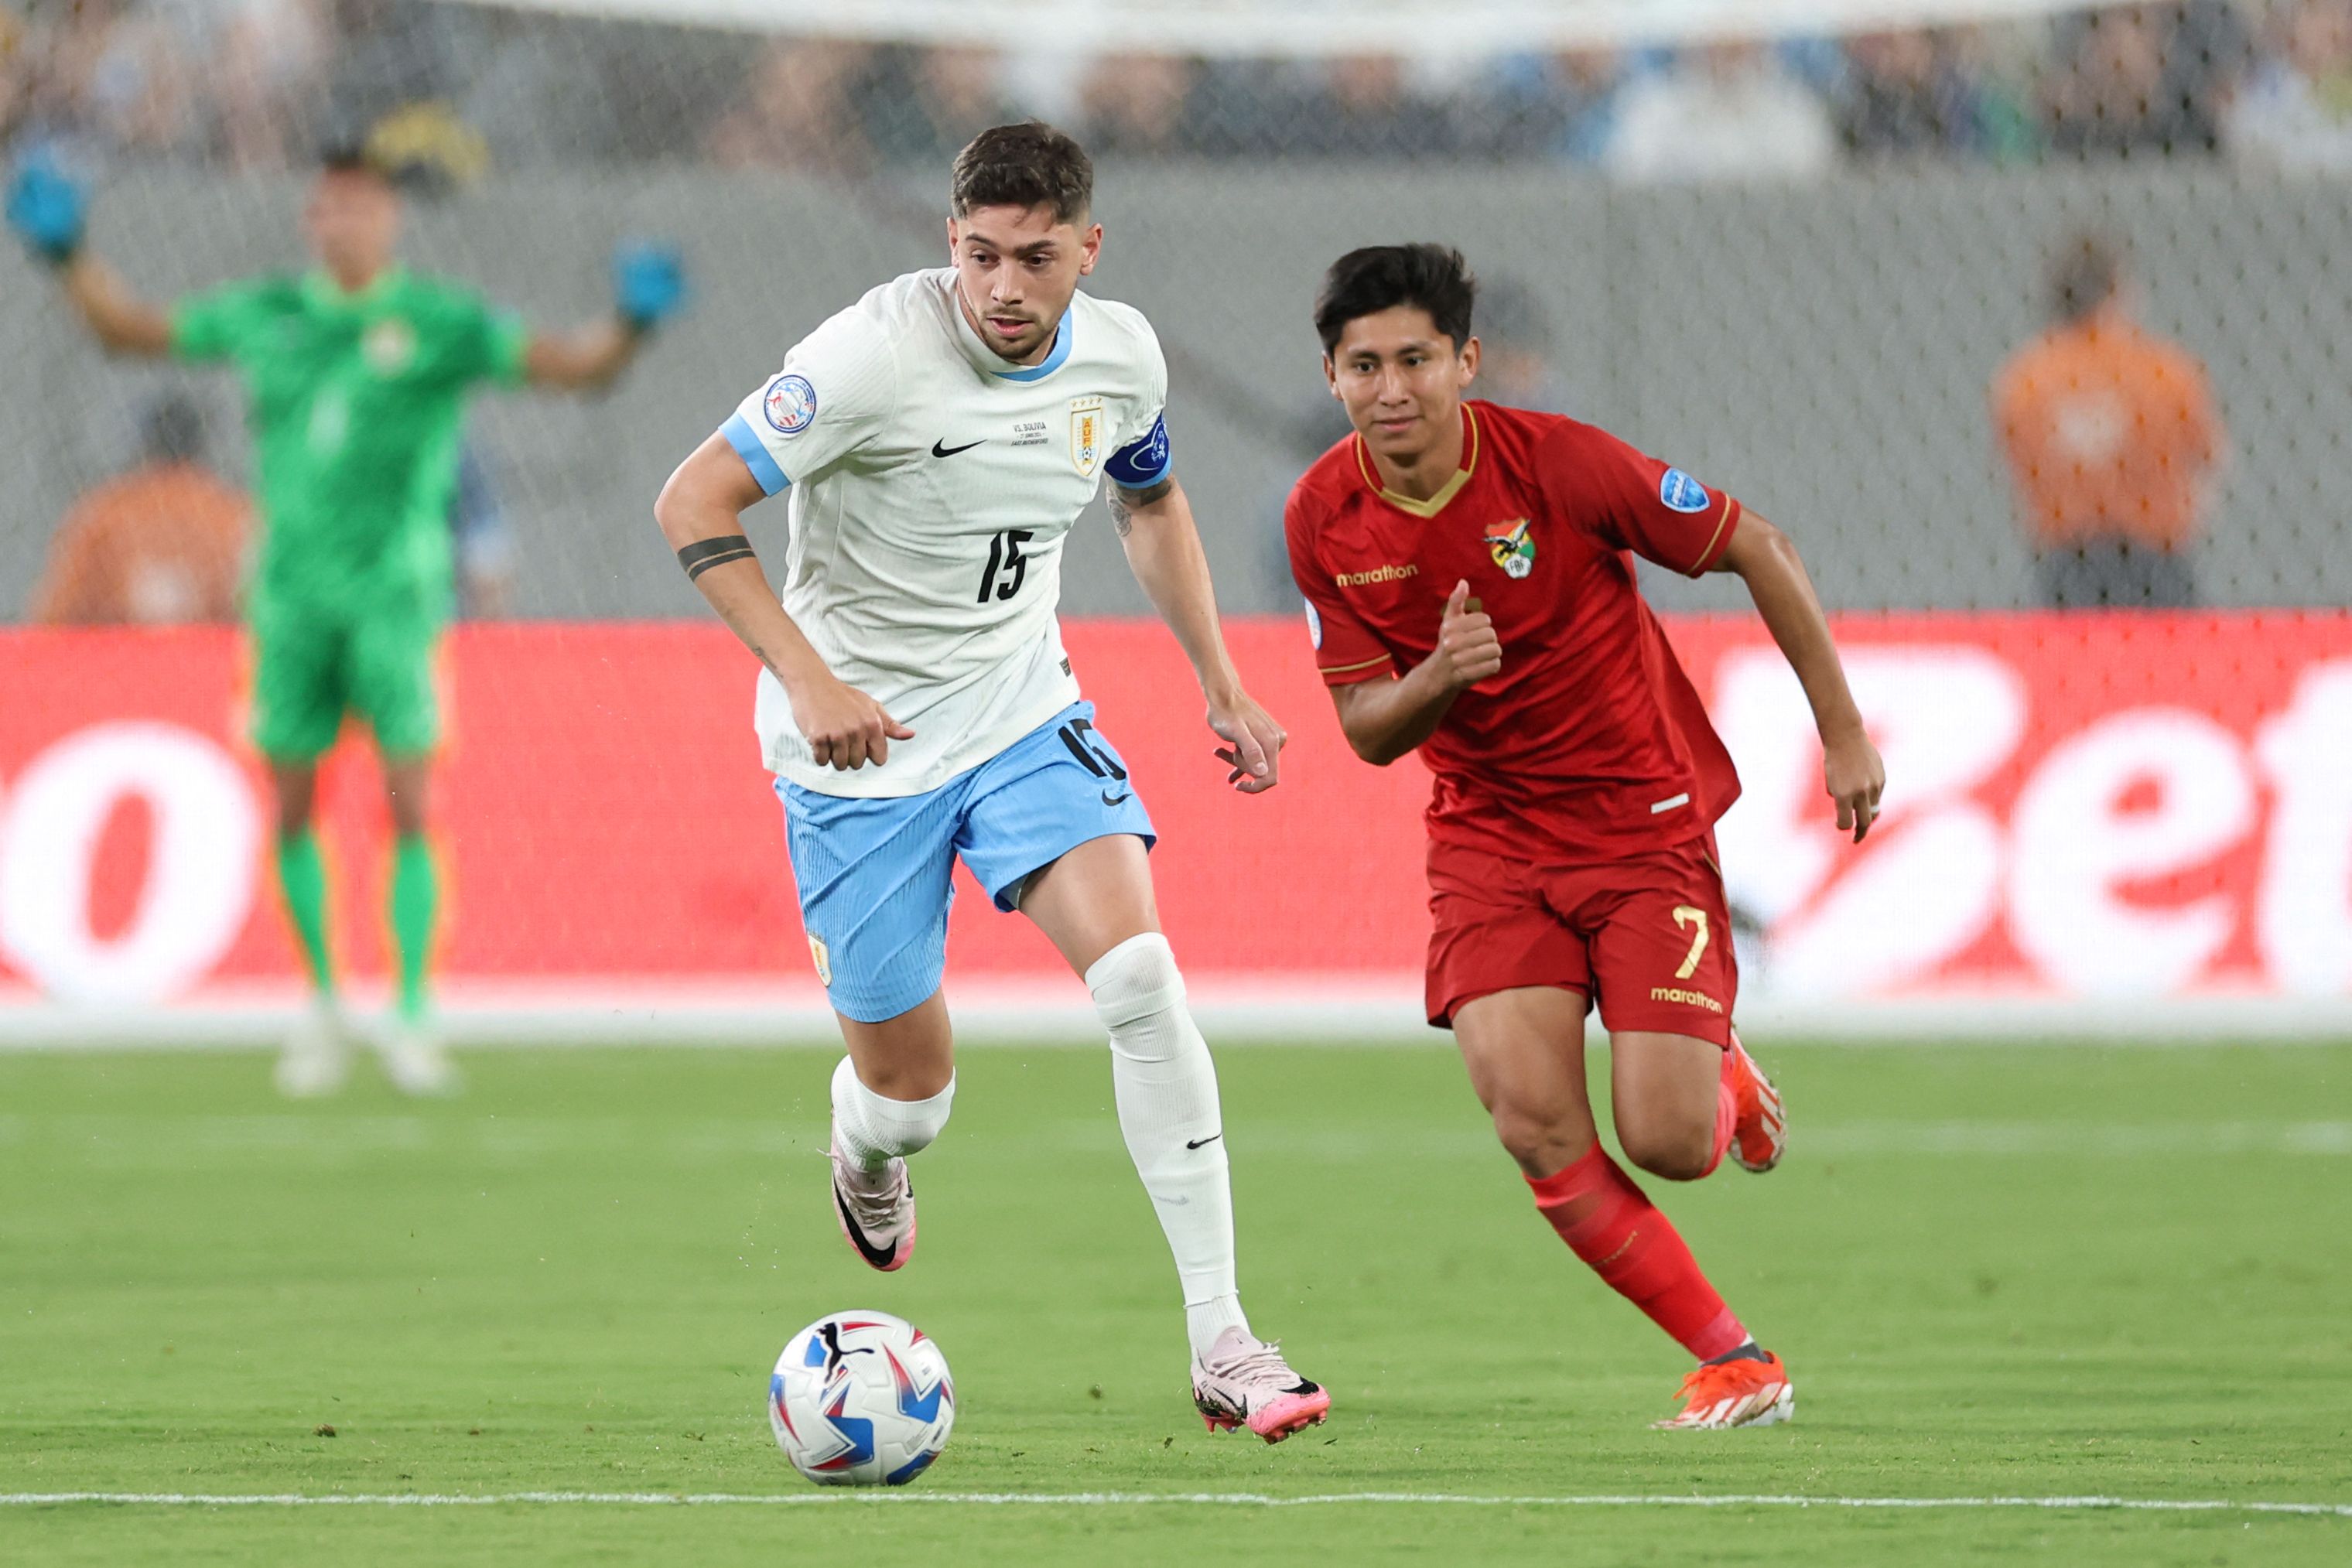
6,154,88,267
613,242,686,332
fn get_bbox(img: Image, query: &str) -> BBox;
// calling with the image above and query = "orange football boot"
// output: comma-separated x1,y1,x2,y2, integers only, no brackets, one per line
1722,1030,1786,1173
1654,1350,1794,1430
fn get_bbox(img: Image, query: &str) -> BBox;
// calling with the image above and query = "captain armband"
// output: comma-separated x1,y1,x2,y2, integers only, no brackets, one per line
677,534,757,582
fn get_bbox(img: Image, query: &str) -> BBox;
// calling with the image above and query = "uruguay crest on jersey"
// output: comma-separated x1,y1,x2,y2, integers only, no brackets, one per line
1071,397,1104,477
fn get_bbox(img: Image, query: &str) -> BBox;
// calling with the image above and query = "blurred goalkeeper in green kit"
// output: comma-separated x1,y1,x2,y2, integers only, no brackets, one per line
7,144,688,1097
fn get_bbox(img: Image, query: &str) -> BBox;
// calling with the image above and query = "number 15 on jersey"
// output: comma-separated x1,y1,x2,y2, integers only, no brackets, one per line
977,529,1034,603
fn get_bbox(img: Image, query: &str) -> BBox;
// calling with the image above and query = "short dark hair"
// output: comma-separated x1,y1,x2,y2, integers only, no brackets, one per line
2050,232,2122,324
951,121,1093,224
1314,244,1477,355
314,136,406,196
140,392,205,465
316,135,382,176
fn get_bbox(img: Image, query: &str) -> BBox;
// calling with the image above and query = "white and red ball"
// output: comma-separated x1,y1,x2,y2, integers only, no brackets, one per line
768,1310,954,1487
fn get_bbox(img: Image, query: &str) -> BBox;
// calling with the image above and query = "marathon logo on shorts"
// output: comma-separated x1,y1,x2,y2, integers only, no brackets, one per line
1660,468,1710,513
1650,985,1725,1013
765,374,818,436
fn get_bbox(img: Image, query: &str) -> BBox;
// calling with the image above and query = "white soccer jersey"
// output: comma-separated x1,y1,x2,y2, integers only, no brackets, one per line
720,268,1174,798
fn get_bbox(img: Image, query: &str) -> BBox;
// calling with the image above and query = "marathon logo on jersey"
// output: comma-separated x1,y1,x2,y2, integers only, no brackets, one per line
765,374,819,436
1660,468,1711,513
1069,397,1105,477
1485,518,1536,579
1333,563,1419,588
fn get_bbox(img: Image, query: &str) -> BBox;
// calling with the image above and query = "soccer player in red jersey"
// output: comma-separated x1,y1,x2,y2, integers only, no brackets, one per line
1285,246,1885,1430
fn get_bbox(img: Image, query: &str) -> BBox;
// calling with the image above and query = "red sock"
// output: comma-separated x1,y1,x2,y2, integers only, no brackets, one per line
1703,1055,1736,1178
1527,1146,1747,1361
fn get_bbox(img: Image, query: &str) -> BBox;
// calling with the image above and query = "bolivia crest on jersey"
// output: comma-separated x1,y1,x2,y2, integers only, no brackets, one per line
1486,518,1536,579
1070,397,1104,478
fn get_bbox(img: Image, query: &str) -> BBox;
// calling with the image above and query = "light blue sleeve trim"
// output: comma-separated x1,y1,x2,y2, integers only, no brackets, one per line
1105,411,1173,489
993,309,1075,382
721,412,791,496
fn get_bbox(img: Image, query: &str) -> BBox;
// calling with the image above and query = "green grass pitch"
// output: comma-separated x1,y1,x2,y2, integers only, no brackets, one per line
2,1039,2348,1564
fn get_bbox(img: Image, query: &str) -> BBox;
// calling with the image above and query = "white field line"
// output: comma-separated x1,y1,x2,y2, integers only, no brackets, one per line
4,1115,2348,1163
2,1491,2347,1516
5,985,2352,1050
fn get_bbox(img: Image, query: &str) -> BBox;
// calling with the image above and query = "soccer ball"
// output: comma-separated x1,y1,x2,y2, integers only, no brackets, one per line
767,1310,955,1487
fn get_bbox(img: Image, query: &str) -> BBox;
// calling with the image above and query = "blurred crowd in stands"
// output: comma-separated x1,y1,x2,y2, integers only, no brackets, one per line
5,1,2352,181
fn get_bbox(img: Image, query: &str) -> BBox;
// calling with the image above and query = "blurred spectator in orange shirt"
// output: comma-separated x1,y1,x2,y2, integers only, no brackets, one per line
29,393,249,625
1991,234,2224,609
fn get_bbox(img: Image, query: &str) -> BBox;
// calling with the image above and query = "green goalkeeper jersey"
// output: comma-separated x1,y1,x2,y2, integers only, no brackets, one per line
172,268,528,614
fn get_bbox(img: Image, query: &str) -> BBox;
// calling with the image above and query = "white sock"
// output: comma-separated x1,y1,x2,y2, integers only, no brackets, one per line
829,1055,955,1172
1085,932,1250,1359
1188,1295,1250,1354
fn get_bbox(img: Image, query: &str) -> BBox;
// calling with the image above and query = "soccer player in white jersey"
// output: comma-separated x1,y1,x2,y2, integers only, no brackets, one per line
652,123,1328,1443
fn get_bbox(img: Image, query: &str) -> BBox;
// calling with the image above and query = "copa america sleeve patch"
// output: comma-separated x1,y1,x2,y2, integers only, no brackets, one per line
1105,412,1173,489
764,374,818,435
1304,598,1324,651
1660,467,1711,513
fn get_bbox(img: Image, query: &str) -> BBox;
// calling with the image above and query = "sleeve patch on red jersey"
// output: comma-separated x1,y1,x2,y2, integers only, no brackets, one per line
1303,598,1323,650
1660,468,1710,513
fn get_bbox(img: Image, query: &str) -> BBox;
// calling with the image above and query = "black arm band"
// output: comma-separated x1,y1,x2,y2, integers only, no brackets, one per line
678,534,757,581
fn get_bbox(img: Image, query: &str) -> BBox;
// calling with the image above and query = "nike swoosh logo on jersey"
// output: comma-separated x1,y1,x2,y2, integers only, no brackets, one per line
930,438,985,458
1102,790,1133,808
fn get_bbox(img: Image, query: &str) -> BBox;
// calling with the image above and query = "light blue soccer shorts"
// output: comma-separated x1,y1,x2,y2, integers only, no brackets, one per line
779,700,1157,1023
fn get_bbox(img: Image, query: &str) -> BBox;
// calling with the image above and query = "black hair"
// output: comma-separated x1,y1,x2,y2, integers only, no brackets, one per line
140,392,205,465
1314,244,1478,355
2050,232,2122,324
951,122,1093,224
316,135,381,176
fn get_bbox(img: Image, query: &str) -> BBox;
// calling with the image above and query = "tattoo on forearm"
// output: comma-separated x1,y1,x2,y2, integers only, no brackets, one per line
677,533,756,581
1108,478,1174,539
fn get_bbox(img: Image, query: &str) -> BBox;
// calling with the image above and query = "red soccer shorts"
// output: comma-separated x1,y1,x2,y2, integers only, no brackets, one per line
1424,833,1738,1046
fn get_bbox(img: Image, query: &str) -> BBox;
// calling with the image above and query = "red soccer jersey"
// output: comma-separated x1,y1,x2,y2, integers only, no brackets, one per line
1284,399,1743,860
